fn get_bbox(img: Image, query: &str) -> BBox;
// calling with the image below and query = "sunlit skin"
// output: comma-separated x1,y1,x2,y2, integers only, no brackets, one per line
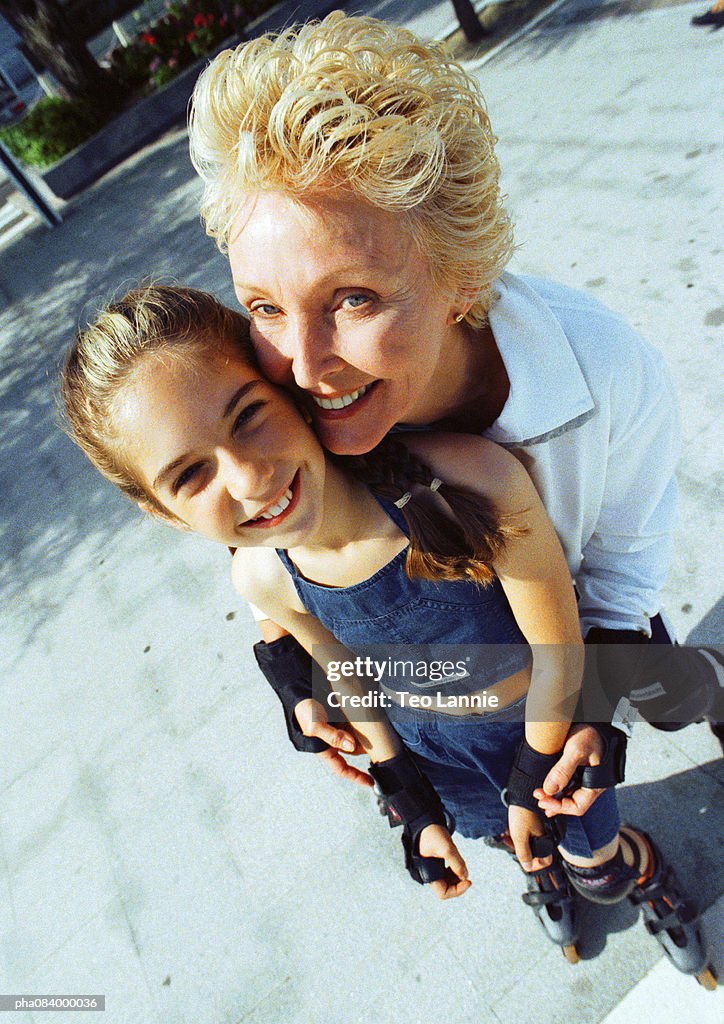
111,346,336,549
228,191,508,455
112,345,407,561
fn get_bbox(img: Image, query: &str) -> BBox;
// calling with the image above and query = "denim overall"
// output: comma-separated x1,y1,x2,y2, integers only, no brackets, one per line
276,498,619,856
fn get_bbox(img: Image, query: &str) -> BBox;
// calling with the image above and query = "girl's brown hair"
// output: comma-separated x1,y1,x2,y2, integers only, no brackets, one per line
336,436,524,585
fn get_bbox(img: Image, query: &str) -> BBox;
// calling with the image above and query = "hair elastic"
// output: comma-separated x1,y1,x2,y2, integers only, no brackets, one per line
394,477,443,508
454,314,465,323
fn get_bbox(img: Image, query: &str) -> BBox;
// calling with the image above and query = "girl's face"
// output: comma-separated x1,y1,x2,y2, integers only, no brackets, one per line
113,344,327,549
228,192,465,456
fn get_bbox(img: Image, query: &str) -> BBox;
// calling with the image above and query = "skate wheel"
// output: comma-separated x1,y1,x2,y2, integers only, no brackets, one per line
562,944,580,964
696,966,718,990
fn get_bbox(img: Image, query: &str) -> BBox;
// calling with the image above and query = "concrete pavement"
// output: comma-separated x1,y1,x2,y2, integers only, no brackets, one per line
0,2,722,1022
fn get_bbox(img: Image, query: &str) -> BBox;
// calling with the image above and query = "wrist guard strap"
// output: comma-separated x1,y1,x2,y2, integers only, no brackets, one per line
567,724,627,791
369,750,453,885
253,636,328,754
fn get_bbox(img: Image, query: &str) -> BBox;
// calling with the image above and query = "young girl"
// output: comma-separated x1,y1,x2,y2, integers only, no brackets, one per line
61,285,714,977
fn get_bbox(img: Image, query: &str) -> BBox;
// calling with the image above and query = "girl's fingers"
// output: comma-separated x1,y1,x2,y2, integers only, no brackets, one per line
315,748,374,787
430,876,473,900
295,699,365,754
444,845,469,882
535,786,603,817
512,834,533,871
311,721,359,752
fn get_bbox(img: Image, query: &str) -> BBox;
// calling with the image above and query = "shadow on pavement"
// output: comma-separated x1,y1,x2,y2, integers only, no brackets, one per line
0,129,235,652
575,761,724,965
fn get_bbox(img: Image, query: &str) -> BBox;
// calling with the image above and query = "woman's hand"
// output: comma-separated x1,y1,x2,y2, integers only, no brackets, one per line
507,805,552,872
418,824,472,900
294,698,373,787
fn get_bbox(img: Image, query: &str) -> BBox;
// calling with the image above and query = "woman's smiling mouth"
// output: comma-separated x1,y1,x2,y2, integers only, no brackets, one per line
309,381,376,417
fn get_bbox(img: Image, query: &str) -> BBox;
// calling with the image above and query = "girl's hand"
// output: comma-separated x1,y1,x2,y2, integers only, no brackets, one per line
418,824,472,900
507,805,552,872
295,698,374,788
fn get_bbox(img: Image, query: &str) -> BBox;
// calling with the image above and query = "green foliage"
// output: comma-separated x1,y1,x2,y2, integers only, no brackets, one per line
0,2,278,168
106,42,153,95
0,97,108,169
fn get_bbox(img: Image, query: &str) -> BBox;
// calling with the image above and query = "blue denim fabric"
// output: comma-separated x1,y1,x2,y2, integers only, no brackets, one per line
276,498,532,689
387,697,620,857
276,495,620,857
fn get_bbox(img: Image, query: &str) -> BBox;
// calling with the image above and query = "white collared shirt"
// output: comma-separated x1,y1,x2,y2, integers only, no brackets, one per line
486,273,680,635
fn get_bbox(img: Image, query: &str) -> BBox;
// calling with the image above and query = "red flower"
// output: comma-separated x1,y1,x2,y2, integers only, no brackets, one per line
142,32,157,46
187,30,196,42
193,13,207,27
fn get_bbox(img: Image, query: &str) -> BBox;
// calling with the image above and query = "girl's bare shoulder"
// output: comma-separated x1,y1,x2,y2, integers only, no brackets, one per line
400,431,535,508
231,546,304,620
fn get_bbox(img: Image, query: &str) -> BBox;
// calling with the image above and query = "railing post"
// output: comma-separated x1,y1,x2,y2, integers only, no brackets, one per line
0,141,61,227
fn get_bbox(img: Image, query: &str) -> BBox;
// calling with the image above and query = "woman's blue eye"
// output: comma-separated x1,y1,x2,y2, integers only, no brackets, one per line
252,303,279,316
342,294,369,309
233,401,265,434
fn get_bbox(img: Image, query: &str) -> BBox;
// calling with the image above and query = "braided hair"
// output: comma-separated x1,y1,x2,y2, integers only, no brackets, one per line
333,436,525,585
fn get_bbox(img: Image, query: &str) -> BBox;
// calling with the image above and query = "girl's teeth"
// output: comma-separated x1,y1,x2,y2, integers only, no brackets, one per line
259,488,292,520
313,384,370,410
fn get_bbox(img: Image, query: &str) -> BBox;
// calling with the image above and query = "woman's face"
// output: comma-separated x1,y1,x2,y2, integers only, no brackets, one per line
112,345,327,550
228,192,464,455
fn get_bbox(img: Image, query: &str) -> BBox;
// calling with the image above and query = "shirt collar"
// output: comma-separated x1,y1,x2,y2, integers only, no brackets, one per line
485,273,595,445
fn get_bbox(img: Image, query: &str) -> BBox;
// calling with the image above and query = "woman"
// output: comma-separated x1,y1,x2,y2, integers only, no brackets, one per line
187,13,720,804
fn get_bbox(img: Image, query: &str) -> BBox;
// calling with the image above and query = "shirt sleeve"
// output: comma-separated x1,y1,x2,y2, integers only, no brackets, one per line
575,336,681,637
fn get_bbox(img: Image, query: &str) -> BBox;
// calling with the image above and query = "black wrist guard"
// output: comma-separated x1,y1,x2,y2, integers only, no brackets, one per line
369,750,454,885
502,740,560,813
502,741,567,858
568,723,627,790
253,636,328,754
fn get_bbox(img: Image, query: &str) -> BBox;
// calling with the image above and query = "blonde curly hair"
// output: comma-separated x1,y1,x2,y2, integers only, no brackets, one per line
188,11,513,325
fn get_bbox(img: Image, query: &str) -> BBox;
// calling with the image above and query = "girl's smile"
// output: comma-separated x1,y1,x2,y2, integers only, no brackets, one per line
241,470,300,529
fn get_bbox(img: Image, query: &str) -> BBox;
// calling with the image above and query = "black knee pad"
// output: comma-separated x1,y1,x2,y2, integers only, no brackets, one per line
627,646,723,730
585,628,724,731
